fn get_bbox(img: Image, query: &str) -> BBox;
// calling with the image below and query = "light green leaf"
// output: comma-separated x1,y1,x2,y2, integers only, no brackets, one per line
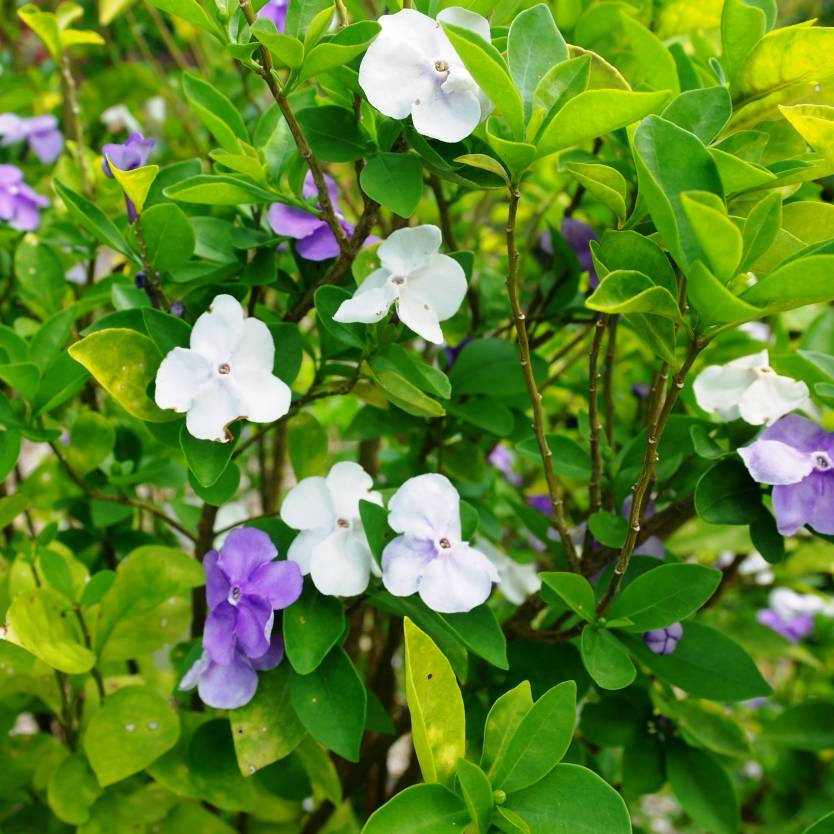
299,21,380,82
251,18,304,68
145,0,224,39
587,269,682,321
480,681,534,774
47,753,101,825
140,203,195,272
680,192,743,282
741,254,834,312
362,783,469,834
539,572,596,622
164,175,278,205
455,759,493,834
565,161,628,219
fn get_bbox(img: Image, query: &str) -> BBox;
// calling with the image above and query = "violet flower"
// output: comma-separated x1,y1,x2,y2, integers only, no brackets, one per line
643,623,683,655
756,587,833,643
0,113,63,163
203,527,302,665
258,0,289,31
0,164,49,231
268,172,354,261
738,414,834,536
489,445,523,487
757,609,814,643
102,132,155,222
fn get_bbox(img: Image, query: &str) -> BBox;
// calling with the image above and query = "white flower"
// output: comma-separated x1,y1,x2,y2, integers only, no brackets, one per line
769,587,834,621
382,473,499,613
358,7,492,143
154,294,291,442
333,225,466,344
280,461,383,596
476,536,540,605
693,350,812,426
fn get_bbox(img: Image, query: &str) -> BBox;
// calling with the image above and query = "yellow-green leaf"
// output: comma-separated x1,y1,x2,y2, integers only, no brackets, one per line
565,161,628,219
108,163,159,216
779,104,834,167
680,191,743,282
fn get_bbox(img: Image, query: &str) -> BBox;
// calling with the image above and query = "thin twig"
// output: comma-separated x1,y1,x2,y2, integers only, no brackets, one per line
582,316,607,556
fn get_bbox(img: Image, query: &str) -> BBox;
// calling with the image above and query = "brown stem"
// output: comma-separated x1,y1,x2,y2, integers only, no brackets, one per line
582,316,607,557
603,316,618,452
505,186,579,572
59,54,91,197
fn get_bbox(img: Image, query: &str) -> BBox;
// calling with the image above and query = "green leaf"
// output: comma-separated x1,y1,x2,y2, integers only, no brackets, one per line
453,152,509,184
740,192,782,272
143,307,190,356
109,163,158,215
164,174,278,205
284,581,346,674
368,366,446,418
507,4,568,122
580,626,636,690
804,813,834,834
490,681,576,793
532,53,591,135
484,121,536,178
68,328,175,422
360,153,423,218
503,764,632,834
695,457,762,525
140,203,195,272
539,572,596,622
674,699,752,758
442,23,525,141
288,412,328,480
537,89,669,158
183,72,248,153
145,0,223,39
55,179,136,261
376,344,451,400
633,115,723,272
662,86,731,144
403,617,465,786
29,309,75,370
84,686,180,786
741,255,834,313
588,512,628,548
180,424,237,487
46,753,101,825
14,238,65,321
251,18,304,68
6,587,95,674
315,285,366,349
623,621,771,700
448,338,545,398
680,192,743,282
300,21,380,82
455,759,493,834
362,784,469,834
359,499,391,564
721,0,768,91
516,434,590,480
289,646,367,761
608,564,721,632
565,161,628,219
587,269,682,321
686,261,761,327
761,701,834,751
481,681,534,774
441,604,508,670
231,665,305,774
667,742,739,834
297,106,371,162
622,734,665,796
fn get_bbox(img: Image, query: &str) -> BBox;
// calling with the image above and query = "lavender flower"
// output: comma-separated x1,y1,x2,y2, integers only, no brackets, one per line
738,414,834,536
756,587,834,643
102,132,155,222
489,444,522,487
268,172,354,261
203,527,303,665
643,623,683,655
0,165,49,231
0,113,63,163
258,0,289,32
757,609,814,643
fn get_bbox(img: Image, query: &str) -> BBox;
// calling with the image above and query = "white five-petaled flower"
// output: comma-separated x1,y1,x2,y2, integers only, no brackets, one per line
693,350,812,426
382,473,499,613
358,7,493,143
154,294,291,442
280,462,383,597
475,536,540,605
333,225,467,344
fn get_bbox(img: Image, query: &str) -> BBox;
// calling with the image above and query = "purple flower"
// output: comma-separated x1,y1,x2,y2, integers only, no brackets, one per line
203,527,303,666
0,113,63,163
643,623,683,655
738,414,834,536
268,172,354,261
0,165,49,231
180,633,285,709
527,494,552,514
444,337,473,368
258,0,289,32
757,609,814,643
540,219,599,286
101,131,155,176
489,445,522,487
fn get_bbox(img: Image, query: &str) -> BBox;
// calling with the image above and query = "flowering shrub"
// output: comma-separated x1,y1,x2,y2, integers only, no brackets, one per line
3,0,834,832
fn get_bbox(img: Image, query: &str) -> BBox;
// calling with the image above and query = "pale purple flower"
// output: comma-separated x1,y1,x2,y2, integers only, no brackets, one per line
180,633,284,709
489,444,522,487
0,164,49,231
757,609,813,643
203,527,302,665
268,172,354,261
756,587,834,642
102,132,155,222
382,473,499,613
0,113,63,163
643,623,683,655
738,415,834,536
258,0,288,31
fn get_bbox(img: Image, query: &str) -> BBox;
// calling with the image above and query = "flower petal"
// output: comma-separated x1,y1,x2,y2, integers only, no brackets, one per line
185,380,241,442
296,223,342,261
436,6,491,42
412,81,482,143
418,544,497,613
739,372,811,426
190,294,246,365
325,461,375,520
218,527,278,582
204,549,230,609
247,560,303,609
231,369,292,423
29,128,63,164
179,651,210,691
154,347,213,413
281,476,336,531
795,471,834,535
382,534,435,597
198,653,259,709
378,225,442,275
310,528,372,596
231,318,275,373
387,472,462,540
235,596,274,659
692,364,754,421
287,528,332,573
204,601,237,665
251,633,285,671
738,439,815,485
396,290,445,343
759,414,828,452
268,203,322,239
406,253,468,320
333,283,397,325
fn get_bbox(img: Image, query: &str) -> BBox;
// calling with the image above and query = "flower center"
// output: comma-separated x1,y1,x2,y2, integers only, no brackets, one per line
229,585,242,604
813,451,832,471
391,275,406,287
434,60,449,73
336,518,350,529
438,537,451,550
218,363,231,375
